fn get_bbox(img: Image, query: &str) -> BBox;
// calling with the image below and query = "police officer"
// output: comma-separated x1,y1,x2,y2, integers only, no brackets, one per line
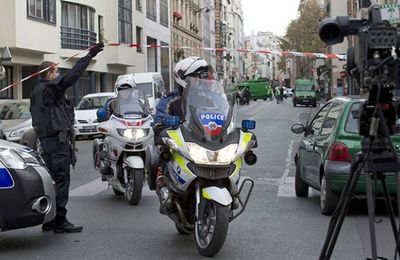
30,42,104,233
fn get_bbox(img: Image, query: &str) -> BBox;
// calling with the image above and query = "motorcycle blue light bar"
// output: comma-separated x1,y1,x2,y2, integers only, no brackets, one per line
242,120,256,130
163,116,181,128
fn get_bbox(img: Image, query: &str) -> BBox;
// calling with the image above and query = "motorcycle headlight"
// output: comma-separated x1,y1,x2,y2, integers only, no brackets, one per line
0,148,41,169
186,143,238,165
9,126,31,138
117,129,148,140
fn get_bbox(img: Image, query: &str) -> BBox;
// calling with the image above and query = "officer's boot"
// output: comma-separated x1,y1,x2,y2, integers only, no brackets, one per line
54,218,83,233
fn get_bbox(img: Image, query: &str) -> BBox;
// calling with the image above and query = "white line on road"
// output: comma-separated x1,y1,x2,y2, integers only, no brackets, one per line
70,177,156,197
277,141,296,197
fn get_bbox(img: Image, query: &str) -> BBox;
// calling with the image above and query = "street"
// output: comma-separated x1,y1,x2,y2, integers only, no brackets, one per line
0,98,397,260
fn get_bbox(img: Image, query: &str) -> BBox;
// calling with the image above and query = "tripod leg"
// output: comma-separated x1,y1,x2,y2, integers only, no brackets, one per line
381,176,400,258
320,167,362,260
366,172,378,260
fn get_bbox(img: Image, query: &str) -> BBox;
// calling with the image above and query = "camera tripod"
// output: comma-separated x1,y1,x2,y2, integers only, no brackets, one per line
319,104,400,260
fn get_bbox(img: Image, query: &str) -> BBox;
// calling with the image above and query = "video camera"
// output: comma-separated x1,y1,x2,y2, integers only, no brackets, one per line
319,5,400,137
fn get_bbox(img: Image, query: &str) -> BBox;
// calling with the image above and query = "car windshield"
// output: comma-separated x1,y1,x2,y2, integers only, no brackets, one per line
77,96,112,110
0,101,31,120
136,83,153,97
295,84,314,91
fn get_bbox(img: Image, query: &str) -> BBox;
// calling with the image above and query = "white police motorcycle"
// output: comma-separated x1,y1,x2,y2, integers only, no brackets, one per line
93,89,154,205
155,77,257,257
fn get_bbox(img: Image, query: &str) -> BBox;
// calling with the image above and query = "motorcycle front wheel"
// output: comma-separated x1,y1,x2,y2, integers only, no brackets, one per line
194,201,230,257
125,168,143,205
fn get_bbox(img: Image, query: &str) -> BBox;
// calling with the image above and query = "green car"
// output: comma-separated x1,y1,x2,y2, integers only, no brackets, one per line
291,96,400,215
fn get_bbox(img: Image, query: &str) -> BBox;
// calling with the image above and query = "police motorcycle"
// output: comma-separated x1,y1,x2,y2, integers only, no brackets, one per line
155,77,257,257
0,140,55,231
93,88,154,205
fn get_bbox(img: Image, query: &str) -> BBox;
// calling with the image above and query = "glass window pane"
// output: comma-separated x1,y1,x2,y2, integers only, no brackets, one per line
49,0,56,22
36,0,42,18
61,2,68,25
28,0,35,16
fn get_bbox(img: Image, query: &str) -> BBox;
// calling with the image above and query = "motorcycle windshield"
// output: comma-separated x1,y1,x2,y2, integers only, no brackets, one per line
114,89,150,119
182,77,236,140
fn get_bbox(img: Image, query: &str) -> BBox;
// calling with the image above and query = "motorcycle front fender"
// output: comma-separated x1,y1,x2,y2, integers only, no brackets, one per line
123,156,144,169
201,186,232,206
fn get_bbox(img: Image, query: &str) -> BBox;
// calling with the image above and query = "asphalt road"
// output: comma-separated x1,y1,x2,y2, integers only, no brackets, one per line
0,97,397,260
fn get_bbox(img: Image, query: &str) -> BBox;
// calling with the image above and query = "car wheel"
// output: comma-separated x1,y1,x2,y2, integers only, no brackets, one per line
320,174,339,215
295,161,309,197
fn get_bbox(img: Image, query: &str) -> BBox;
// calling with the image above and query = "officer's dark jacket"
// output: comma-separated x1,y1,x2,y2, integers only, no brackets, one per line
30,55,91,138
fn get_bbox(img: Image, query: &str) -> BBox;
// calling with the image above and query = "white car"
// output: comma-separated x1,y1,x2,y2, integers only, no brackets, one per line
284,88,293,97
74,92,115,137
0,99,32,142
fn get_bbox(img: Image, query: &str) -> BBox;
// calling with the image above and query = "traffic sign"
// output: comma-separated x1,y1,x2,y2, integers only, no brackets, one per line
0,47,12,65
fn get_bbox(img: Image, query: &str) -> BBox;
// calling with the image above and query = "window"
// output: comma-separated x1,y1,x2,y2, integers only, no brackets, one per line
345,102,361,133
160,0,168,27
310,103,332,135
119,0,133,43
136,26,143,53
146,0,157,21
61,2,96,49
27,0,56,24
321,102,343,136
136,0,142,12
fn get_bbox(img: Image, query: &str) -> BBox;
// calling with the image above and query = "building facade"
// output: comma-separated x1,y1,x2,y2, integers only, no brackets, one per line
245,31,282,82
214,0,244,83
0,0,170,104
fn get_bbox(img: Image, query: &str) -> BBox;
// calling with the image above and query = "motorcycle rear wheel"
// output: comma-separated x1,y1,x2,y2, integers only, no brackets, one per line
194,201,230,257
125,168,143,205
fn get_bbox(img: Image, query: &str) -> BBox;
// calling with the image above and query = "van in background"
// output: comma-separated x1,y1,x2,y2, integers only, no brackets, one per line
292,79,317,107
133,73,165,114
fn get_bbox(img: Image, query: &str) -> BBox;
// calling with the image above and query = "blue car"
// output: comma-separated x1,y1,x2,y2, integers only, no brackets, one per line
0,140,55,231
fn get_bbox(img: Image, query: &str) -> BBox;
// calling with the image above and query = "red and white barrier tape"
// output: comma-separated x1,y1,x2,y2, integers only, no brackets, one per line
0,47,90,93
107,42,347,60
0,44,345,93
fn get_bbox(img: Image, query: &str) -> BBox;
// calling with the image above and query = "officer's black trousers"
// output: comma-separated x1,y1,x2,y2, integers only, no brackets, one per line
40,136,71,222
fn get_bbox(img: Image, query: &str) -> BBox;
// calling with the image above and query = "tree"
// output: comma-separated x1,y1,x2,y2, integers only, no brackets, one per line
278,0,326,78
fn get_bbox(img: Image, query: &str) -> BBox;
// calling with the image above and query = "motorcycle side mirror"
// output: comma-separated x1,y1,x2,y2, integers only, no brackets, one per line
97,108,107,121
242,120,256,130
163,116,181,128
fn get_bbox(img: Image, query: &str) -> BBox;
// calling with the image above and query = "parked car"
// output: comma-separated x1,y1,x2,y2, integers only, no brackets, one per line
133,72,165,114
291,96,400,215
0,99,32,142
0,139,55,231
284,88,293,97
74,92,115,137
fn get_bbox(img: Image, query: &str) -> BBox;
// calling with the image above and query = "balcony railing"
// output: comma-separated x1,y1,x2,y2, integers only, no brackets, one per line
61,26,97,50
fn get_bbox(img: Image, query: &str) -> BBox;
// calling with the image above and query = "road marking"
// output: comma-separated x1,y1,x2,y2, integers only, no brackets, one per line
277,141,296,197
70,177,156,197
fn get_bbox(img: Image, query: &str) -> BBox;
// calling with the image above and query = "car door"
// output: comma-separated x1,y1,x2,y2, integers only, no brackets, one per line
312,101,344,186
300,103,332,185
